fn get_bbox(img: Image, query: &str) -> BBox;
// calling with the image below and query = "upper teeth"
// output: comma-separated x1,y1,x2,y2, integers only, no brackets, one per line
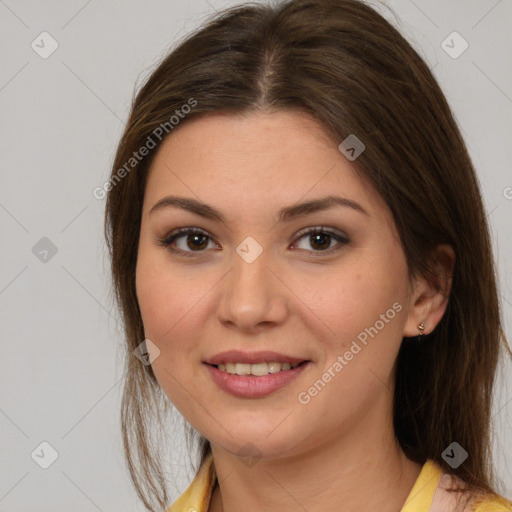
217,362,301,376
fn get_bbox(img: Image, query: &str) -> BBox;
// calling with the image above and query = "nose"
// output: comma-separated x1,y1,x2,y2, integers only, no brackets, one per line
216,247,289,333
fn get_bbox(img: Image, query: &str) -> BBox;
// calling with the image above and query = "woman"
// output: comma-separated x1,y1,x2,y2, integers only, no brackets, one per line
104,0,512,510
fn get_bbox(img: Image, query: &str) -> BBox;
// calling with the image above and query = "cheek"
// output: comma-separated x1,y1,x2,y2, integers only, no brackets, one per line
135,249,222,367
135,254,207,413
312,251,407,368
135,251,193,348
293,268,406,427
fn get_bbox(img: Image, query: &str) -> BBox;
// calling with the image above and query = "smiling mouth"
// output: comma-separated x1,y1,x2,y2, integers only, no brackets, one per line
208,360,309,377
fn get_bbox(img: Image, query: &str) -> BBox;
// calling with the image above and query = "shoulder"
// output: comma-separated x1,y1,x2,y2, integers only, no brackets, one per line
431,473,511,512
470,493,512,512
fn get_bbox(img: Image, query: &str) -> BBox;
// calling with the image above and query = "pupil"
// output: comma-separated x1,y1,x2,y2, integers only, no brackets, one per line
311,233,330,250
188,234,208,250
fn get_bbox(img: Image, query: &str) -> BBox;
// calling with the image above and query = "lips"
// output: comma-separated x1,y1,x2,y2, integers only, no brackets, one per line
203,350,309,366
205,360,312,398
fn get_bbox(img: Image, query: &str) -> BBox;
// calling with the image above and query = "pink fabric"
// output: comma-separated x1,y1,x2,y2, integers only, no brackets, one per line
429,474,471,512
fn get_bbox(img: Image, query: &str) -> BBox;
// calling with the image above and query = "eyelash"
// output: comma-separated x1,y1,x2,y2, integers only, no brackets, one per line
156,226,350,258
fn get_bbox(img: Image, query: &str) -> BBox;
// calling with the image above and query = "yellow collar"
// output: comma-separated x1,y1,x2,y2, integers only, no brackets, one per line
166,453,511,512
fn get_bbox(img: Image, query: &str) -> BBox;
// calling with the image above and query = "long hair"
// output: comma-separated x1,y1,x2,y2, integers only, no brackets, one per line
103,0,511,509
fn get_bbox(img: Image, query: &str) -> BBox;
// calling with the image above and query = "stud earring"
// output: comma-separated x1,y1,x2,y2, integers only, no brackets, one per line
417,321,425,338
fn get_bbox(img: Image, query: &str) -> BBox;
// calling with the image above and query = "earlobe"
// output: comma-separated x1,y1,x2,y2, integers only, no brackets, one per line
402,244,455,338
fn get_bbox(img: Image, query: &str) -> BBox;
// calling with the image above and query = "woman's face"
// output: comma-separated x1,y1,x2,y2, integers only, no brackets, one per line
136,110,418,460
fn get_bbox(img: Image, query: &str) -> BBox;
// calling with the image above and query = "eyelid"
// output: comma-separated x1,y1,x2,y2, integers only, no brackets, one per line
293,225,348,241
162,226,210,241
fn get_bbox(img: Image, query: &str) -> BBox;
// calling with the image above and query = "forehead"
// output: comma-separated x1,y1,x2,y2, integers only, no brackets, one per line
143,110,386,221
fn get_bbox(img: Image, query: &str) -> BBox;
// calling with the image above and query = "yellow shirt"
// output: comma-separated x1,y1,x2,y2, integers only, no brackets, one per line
166,452,512,512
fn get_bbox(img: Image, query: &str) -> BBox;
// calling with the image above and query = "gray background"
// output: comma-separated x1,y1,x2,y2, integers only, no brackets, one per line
1,0,511,510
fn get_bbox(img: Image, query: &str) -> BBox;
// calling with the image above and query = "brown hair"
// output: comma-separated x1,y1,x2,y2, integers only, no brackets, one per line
104,0,511,510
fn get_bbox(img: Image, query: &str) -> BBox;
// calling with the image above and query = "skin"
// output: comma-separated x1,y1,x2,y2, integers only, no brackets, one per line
135,110,455,512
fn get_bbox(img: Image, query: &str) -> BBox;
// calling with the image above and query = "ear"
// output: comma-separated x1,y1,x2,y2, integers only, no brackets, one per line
403,244,455,337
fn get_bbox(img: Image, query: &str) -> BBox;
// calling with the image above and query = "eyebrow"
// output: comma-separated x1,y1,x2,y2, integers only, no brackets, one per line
149,194,369,222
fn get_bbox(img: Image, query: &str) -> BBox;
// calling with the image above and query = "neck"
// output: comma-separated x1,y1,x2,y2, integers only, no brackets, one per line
208,398,422,512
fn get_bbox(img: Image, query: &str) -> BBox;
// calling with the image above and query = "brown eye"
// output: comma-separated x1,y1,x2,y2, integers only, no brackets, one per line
184,232,209,251
292,227,349,253
159,227,217,256
308,232,332,251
